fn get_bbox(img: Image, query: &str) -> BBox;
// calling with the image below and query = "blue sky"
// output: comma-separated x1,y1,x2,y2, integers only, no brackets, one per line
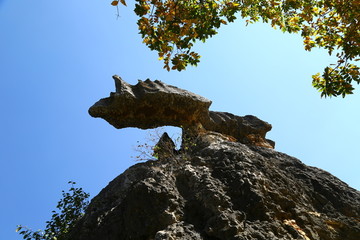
1,1,359,239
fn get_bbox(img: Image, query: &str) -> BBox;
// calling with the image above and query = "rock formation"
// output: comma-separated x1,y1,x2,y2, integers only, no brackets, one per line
88,76,274,149
76,76,360,240
66,132,360,240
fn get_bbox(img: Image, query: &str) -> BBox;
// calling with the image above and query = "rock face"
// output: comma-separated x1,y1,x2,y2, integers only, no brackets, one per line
81,77,359,239
67,133,360,240
88,76,274,148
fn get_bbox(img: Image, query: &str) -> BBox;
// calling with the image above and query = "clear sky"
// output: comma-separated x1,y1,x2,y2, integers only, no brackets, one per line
1,1,359,239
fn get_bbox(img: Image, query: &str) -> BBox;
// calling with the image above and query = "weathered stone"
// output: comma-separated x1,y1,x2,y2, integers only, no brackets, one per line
154,132,177,160
89,75,212,130
66,133,360,240
89,76,274,148
204,112,273,148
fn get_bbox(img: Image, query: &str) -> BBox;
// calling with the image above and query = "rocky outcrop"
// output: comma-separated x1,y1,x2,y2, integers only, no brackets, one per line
88,76,274,148
67,133,360,240
81,77,359,239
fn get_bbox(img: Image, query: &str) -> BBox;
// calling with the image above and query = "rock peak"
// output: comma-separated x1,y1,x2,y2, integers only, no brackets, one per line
66,133,360,240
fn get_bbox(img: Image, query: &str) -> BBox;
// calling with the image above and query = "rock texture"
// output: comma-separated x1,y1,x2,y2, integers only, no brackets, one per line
82,77,359,239
89,76,274,148
67,133,360,240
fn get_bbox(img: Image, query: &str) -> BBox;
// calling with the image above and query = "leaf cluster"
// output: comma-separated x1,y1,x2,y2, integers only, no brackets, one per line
16,181,90,240
112,0,359,97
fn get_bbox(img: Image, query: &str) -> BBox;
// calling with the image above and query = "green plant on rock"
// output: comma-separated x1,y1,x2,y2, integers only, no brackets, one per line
16,181,90,240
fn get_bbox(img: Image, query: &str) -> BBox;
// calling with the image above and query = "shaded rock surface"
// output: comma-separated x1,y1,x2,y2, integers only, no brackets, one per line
67,133,360,240
89,76,274,148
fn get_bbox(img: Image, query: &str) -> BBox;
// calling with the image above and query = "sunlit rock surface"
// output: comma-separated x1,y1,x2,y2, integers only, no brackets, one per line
88,76,274,149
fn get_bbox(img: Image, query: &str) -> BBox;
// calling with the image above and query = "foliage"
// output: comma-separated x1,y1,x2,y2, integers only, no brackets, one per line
111,0,359,97
16,181,90,240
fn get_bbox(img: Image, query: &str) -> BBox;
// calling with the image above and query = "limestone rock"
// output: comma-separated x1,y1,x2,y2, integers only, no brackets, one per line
154,132,177,160
66,133,360,240
89,76,274,149
205,112,273,148
89,75,212,130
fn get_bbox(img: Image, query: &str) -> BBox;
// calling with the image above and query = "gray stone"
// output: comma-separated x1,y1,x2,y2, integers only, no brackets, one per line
66,133,360,240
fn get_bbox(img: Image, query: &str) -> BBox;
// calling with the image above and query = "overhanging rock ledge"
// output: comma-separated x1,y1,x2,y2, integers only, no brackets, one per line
89,75,275,148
